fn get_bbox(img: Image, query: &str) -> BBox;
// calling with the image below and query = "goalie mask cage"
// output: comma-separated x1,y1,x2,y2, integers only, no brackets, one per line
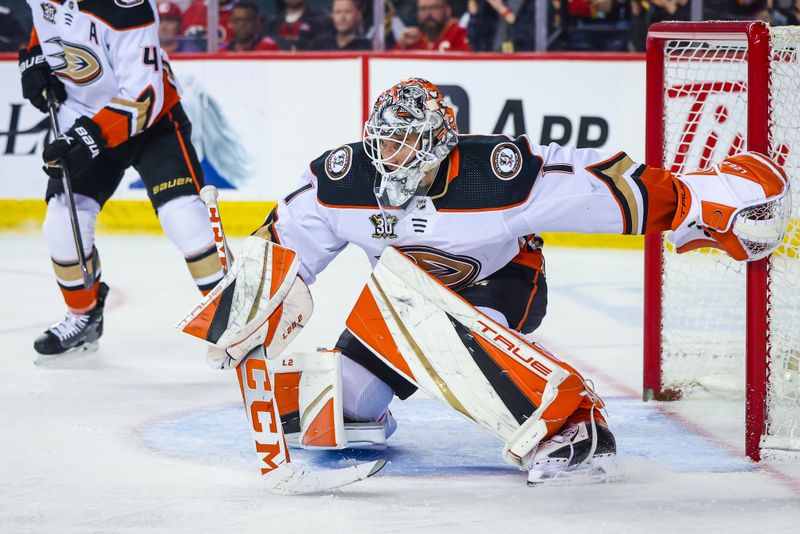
643,21,800,461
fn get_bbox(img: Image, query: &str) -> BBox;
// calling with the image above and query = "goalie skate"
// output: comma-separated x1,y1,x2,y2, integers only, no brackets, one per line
285,411,397,450
525,417,621,487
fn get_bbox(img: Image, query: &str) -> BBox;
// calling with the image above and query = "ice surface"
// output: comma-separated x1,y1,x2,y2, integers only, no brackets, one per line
2,234,799,533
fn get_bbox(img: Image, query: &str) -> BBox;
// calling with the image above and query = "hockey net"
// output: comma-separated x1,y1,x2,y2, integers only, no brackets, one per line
643,22,800,460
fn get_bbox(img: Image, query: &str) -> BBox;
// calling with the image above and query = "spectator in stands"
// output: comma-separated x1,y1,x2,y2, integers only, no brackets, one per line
0,3,26,51
549,0,629,52
182,0,236,48
747,0,776,21
702,0,773,20
265,0,335,51
227,1,279,51
162,0,193,9
629,0,688,52
395,0,472,51
467,0,505,51
466,0,536,52
311,0,372,50
777,0,800,24
363,0,409,49
159,2,202,53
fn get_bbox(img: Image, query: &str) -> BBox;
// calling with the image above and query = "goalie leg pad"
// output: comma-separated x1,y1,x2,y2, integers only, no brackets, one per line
299,350,348,449
346,246,602,469
275,352,396,449
272,356,304,435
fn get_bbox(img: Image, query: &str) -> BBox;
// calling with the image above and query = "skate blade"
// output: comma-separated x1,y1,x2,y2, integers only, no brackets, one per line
34,341,100,367
527,456,623,487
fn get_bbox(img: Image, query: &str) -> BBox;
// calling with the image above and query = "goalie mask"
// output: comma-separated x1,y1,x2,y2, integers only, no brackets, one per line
363,78,458,209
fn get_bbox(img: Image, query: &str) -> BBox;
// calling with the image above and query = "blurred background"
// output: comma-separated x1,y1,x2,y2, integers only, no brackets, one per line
3,0,799,54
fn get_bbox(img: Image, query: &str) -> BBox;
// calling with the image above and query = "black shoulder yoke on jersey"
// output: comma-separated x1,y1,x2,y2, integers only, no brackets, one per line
310,142,380,208
430,135,542,211
79,0,156,30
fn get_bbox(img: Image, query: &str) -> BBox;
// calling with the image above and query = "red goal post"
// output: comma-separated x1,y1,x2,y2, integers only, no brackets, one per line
643,21,800,461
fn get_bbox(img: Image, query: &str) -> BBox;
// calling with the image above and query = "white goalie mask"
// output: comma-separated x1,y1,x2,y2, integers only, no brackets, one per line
363,78,458,208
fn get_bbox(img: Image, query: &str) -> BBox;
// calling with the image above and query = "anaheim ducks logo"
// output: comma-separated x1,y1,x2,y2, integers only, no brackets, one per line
325,146,352,180
47,38,103,86
491,142,523,180
398,246,481,290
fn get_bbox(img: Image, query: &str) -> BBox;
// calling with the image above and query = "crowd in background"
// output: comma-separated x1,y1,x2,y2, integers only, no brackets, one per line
2,0,800,53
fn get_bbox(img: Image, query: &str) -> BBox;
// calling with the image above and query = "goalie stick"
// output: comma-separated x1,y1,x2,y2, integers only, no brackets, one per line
197,186,385,495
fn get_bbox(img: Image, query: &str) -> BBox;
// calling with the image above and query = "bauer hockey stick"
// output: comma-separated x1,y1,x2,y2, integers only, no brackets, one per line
198,186,385,494
46,93,94,291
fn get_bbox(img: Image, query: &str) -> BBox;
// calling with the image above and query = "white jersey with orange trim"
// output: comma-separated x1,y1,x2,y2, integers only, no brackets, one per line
259,134,679,288
26,0,179,146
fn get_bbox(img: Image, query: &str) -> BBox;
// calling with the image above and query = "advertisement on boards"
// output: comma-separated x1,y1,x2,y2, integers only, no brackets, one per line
1,56,645,203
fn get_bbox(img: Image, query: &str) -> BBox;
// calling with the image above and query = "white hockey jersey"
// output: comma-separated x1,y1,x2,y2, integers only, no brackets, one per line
262,135,678,287
26,0,179,145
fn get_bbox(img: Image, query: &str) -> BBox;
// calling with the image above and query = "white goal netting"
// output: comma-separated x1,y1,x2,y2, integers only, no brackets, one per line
658,27,800,452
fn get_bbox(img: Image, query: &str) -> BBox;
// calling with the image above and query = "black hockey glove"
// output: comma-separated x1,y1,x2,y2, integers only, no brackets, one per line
42,116,106,178
19,46,67,113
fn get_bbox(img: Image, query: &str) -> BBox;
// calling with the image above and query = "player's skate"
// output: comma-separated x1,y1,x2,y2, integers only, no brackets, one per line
525,408,620,487
34,282,109,357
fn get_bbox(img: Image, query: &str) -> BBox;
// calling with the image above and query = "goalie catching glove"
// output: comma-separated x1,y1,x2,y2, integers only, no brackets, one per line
176,236,313,368
670,151,791,261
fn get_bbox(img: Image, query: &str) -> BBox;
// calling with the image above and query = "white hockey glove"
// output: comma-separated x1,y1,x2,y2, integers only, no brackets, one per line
670,151,791,262
177,236,313,368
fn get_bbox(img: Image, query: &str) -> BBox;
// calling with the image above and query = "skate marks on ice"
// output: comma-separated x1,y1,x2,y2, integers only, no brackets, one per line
137,396,752,480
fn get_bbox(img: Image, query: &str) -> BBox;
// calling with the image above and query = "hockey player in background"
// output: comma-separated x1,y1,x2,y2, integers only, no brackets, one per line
181,77,790,485
19,0,224,356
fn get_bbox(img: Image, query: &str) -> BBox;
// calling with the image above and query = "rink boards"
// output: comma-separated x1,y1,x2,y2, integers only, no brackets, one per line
0,52,645,247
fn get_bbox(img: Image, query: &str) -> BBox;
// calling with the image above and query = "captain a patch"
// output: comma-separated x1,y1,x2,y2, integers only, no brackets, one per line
325,145,352,180
490,142,522,180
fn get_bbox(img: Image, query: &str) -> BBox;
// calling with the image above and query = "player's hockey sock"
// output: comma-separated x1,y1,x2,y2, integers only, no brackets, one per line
51,247,101,314
185,244,225,294
157,195,224,294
